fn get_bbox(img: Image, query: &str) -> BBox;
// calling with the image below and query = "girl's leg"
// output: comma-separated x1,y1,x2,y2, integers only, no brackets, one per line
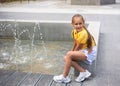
65,51,92,82
53,51,90,83
71,61,85,72
63,51,86,77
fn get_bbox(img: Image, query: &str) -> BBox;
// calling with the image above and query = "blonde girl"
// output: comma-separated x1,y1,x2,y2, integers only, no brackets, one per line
53,14,97,83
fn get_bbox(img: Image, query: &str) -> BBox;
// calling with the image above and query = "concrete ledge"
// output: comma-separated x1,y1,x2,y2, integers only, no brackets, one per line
74,21,100,76
0,20,72,41
67,0,115,5
0,20,99,41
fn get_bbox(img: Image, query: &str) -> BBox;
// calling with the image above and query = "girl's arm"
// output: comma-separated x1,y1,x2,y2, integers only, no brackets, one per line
74,43,82,51
71,41,76,51
72,41,82,51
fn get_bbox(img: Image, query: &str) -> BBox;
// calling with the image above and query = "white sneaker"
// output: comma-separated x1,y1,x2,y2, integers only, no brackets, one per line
75,70,91,82
53,74,71,83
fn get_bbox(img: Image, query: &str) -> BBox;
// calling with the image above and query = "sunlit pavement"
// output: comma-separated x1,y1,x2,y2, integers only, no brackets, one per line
0,0,120,14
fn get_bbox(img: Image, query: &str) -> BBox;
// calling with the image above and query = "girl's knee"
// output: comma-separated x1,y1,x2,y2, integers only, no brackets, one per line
64,51,73,61
66,51,73,57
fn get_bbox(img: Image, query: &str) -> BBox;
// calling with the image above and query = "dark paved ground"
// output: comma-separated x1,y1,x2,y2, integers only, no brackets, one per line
0,70,83,86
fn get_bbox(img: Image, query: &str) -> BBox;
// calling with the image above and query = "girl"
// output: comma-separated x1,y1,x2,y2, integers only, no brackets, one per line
53,14,97,83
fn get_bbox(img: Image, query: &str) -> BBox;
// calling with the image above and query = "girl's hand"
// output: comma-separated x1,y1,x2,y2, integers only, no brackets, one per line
74,43,82,51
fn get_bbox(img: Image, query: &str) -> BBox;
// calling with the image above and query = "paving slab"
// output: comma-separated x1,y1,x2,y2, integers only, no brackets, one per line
0,70,15,84
19,73,41,86
35,74,53,86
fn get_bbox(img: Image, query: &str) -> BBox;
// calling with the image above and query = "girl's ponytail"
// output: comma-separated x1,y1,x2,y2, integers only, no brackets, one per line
83,26,92,49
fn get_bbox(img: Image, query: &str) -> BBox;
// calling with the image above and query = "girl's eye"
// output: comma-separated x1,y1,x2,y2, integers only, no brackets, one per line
75,23,82,25
79,23,82,25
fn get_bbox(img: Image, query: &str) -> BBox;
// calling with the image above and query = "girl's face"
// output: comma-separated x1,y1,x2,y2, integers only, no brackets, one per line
72,17,84,32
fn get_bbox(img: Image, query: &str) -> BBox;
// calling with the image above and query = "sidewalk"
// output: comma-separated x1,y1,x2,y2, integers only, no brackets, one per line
0,0,120,14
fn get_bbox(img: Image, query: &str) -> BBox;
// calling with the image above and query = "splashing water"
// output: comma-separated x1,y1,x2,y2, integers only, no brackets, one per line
0,21,73,75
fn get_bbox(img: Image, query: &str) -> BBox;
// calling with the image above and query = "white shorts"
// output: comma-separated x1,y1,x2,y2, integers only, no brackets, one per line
81,46,97,65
